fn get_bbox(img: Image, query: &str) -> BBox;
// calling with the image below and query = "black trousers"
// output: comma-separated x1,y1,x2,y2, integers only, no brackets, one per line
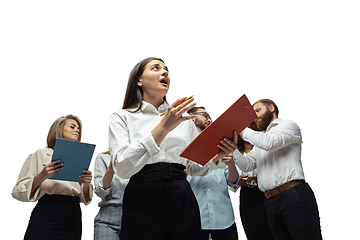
264,182,322,240
201,222,238,240
24,194,82,240
120,162,202,240
240,186,275,240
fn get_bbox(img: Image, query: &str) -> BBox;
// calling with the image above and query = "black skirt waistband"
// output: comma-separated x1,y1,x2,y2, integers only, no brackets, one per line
39,194,80,203
130,162,186,183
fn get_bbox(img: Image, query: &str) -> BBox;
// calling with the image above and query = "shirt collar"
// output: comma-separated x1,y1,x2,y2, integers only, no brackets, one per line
141,101,169,114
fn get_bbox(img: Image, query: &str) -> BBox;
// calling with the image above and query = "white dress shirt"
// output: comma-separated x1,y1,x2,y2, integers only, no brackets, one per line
94,153,129,207
233,118,305,192
109,101,218,179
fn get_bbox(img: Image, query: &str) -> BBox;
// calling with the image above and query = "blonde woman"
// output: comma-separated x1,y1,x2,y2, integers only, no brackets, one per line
12,114,93,240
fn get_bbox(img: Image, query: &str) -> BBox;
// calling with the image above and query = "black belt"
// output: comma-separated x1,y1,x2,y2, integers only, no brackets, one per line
130,162,186,183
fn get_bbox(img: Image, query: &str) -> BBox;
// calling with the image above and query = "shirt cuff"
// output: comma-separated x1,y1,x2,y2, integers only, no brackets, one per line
141,134,160,156
227,174,240,187
81,183,93,206
94,181,112,199
205,159,218,172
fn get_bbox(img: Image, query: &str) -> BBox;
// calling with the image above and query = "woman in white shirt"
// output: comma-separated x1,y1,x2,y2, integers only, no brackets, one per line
12,114,93,240
93,150,129,240
109,57,238,240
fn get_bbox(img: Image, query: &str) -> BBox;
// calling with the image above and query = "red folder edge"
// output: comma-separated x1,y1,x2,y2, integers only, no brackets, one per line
180,94,257,166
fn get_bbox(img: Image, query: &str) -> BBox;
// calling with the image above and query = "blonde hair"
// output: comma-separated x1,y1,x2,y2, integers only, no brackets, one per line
47,114,82,149
99,149,110,155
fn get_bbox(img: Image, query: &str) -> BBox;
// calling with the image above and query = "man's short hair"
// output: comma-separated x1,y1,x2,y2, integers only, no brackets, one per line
253,99,279,117
187,106,206,114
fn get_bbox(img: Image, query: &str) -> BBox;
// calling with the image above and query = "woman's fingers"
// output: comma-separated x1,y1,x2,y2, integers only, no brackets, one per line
79,170,92,183
49,167,63,175
168,97,195,117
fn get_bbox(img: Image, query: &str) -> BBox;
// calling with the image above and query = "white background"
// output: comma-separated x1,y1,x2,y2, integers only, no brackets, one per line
1,1,359,239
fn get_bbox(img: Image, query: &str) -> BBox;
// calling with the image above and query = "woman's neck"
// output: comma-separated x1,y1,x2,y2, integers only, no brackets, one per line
143,94,164,110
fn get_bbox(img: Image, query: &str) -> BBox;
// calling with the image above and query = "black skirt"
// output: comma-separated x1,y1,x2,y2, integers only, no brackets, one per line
24,194,82,240
120,162,202,240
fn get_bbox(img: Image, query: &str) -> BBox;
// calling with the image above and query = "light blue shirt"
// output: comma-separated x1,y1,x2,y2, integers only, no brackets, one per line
187,166,238,230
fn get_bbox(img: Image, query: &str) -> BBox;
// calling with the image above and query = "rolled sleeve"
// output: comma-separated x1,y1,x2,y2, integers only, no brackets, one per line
224,166,240,187
109,111,161,179
140,133,161,157
80,183,93,205
94,180,112,199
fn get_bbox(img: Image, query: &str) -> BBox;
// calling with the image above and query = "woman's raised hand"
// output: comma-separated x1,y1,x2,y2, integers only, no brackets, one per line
161,97,196,131
152,97,196,146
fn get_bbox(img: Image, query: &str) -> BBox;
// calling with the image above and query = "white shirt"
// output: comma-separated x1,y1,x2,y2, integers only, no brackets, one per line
109,101,218,179
94,154,129,207
233,118,305,192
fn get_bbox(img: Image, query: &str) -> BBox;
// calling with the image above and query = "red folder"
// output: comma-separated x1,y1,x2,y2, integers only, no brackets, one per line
180,94,257,166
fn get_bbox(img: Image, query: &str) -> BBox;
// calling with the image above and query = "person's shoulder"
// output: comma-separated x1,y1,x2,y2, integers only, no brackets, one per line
25,148,52,163
33,148,53,156
96,153,110,162
282,119,299,128
111,108,129,116
276,119,301,134
109,108,134,124
276,118,298,126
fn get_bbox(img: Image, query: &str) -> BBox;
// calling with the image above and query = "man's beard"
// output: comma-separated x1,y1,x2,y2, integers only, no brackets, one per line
256,109,274,131
194,119,208,131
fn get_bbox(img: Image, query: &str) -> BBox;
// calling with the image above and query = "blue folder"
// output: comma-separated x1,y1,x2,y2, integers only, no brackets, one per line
49,138,96,183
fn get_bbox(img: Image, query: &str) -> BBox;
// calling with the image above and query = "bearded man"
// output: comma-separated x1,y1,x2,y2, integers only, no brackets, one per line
234,99,322,240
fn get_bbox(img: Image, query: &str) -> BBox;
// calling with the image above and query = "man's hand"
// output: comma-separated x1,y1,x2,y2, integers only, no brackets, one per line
246,176,257,188
237,175,248,187
212,131,239,163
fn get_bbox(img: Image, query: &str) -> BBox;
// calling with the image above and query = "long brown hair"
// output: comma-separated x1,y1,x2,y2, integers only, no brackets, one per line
47,114,82,149
122,57,167,112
